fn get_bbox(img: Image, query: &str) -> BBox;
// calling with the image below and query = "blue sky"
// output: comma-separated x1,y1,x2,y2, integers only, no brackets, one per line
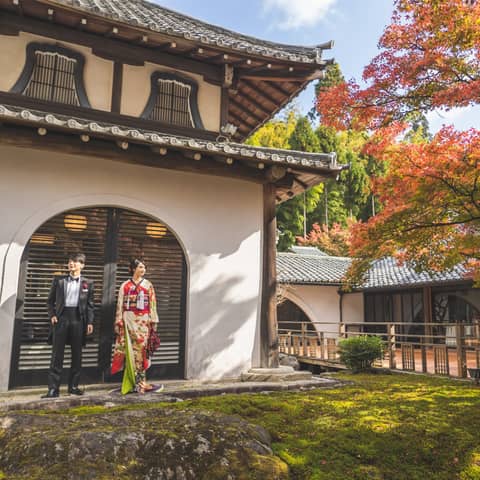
154,0,479,134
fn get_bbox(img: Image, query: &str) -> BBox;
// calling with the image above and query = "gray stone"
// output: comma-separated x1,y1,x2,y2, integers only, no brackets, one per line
279,352,300,370
0,408,289,480
241,366,312,382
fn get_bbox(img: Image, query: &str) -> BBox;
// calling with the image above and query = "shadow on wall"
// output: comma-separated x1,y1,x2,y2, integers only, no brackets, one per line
187,270,260,380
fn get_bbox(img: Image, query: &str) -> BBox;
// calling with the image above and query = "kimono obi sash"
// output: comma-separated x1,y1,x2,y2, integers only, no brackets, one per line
122,280,151,315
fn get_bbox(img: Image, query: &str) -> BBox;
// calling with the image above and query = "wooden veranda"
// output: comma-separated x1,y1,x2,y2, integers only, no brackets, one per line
279,320,480,379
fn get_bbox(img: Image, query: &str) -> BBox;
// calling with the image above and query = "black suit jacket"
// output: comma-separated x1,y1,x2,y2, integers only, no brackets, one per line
47,275,95,345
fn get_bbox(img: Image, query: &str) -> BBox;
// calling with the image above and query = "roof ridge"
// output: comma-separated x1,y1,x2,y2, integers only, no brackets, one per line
278,252,351,260
47,0,332,63
136,0,326,53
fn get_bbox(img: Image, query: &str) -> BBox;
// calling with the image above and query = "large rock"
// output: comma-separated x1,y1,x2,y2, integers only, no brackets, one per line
279,353,300,370
0,408,288,479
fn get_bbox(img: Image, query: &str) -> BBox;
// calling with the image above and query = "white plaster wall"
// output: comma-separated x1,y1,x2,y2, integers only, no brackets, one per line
122,62,221,132
0,32,113,111
0,145,263,391
284,285,341,338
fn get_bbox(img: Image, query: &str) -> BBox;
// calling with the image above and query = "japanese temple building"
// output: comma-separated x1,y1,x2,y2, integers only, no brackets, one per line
0,0,345,390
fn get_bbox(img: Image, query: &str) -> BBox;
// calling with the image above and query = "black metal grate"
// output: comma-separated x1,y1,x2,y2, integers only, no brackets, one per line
149,80,193,127
23,51,80,105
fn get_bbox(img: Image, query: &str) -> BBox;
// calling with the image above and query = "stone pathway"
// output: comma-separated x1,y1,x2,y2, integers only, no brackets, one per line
0,375,343,411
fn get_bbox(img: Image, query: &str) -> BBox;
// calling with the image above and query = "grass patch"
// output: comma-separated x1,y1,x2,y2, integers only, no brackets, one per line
22,373,480,479
166,373,480,479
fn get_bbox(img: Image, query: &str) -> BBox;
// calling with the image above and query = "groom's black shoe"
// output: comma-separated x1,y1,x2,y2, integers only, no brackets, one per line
41,388,59,399
68,387,84,396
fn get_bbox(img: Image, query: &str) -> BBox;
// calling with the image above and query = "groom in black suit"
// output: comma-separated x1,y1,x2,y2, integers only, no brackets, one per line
42,253,94,398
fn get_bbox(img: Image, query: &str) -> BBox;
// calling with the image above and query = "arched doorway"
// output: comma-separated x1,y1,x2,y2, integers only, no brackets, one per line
9,207,187,388
277,299,316,335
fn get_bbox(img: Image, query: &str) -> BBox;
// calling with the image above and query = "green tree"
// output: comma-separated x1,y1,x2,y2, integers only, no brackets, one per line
341,150,369,219
276,116,325,250
246,110,296,149
308,126,370,229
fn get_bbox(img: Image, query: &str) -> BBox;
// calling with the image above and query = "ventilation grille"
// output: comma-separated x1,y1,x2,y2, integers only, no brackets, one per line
23,51,80,105
149,80,193,127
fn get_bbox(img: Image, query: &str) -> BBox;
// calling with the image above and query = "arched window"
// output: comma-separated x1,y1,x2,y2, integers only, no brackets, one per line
10,43,91,107
141,72,204,129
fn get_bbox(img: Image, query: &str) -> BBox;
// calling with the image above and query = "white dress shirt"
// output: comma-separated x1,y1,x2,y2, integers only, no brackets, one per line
65,276,81,307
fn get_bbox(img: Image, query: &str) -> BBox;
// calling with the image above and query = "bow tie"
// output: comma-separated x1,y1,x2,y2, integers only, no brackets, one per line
69,276,80,282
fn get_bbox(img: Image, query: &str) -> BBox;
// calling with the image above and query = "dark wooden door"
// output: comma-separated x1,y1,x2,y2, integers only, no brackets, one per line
9,207,186,388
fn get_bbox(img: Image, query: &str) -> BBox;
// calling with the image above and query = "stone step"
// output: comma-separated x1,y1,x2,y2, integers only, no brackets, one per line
241,366,313,382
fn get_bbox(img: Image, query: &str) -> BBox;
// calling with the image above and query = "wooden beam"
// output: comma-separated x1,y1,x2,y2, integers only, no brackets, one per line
260,183,279,368
110,61,123,114
228,109,255,131
209,53,230,63
294,177,308,189
273,172,295,189
258,80,292,97
230,97,265,124
234,89,271,116
0,22,20,35
0,12,222,84
265,165,287,182
0,124,268,184
422,286,432,372
92,46,144,66
240,79,278,107
238,67,321,82
10,0,23,15
156,41,177,51
220,87,229,128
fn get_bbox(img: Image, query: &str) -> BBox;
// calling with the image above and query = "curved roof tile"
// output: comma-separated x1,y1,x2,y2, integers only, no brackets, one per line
277,252,470,288
49,0,329,63
0,103,341,171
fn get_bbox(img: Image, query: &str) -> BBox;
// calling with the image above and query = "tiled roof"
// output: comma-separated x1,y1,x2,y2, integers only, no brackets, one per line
289,246,328,256
0,104,340,171
363,257,470,290
49,0,329,64
277,252,470,288
277,252,351,285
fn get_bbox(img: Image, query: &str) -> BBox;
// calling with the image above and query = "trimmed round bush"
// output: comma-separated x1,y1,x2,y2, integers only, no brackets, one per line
338,336,385,373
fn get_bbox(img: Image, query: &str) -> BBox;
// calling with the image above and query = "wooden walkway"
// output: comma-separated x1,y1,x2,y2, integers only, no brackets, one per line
280,330,480,379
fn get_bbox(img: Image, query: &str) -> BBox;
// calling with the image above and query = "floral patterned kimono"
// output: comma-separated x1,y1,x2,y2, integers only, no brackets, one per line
111,278,158,394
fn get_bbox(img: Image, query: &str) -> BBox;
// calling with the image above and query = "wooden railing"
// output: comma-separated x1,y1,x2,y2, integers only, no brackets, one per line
278,320,480,378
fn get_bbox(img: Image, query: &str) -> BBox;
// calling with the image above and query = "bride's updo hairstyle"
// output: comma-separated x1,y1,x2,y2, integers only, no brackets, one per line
129,258,146,275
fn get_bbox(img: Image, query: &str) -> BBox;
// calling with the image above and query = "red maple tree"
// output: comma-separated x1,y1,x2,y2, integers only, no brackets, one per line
297,221,354,257
316,0,480,283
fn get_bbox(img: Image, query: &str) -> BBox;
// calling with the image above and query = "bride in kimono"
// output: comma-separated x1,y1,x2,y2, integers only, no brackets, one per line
111,258,160,394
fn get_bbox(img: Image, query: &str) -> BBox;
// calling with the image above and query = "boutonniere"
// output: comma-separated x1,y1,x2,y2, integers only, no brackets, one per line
81,281,89,291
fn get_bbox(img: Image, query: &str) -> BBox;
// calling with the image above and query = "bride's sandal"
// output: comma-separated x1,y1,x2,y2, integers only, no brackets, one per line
138,381,153,392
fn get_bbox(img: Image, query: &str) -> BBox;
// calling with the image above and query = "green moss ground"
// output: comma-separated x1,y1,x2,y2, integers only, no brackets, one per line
63,373,480,479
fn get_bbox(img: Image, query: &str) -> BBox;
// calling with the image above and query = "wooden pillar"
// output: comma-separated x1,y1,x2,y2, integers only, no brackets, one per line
456,323,467,378
220,87,229,128
260,183,279,368
388,323,396,369
422,286,432,373
110,61,123,114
